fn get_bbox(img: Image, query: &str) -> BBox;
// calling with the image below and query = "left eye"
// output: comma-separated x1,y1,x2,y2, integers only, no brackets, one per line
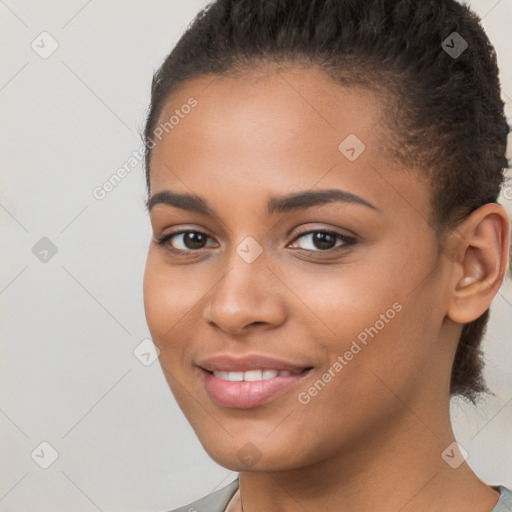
155,229,355,253
288,230,355,251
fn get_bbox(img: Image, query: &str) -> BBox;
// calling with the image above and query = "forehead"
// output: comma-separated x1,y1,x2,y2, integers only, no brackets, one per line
152,68,377,171
148,66,430,221
155,65,381,145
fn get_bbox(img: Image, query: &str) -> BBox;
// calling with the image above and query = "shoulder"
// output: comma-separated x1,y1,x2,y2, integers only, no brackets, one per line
492,485,512,512
164,480,511,512
165,478,239,512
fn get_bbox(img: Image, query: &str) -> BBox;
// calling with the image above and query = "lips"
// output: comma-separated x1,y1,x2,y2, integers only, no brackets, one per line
196,353,314,408
197,353,312,373
200,367,313,408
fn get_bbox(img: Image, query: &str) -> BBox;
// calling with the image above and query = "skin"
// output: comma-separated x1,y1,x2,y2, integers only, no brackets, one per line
143,65,510,512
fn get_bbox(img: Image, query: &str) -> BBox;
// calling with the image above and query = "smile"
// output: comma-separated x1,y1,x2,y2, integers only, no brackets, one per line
212,369,297,381
200,367,313,408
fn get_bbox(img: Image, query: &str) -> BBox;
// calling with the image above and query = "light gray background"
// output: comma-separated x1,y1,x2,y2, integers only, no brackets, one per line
1,1,511,511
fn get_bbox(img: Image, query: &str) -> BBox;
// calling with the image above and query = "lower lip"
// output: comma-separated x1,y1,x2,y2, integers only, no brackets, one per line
200,368,312,409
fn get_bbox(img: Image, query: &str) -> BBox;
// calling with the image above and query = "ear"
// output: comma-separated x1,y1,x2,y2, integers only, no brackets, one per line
445,203,510,324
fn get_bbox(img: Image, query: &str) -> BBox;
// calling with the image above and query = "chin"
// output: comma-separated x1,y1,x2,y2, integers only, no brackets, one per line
197,434,304,473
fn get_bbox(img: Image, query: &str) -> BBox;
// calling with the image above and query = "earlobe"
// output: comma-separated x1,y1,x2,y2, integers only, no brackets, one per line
446,203,510,324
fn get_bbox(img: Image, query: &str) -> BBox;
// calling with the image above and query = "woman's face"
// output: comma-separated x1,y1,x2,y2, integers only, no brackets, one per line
143,66,456,471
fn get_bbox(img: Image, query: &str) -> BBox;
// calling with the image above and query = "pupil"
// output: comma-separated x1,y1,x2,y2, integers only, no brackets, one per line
181,232,336,250
185,232,206,249
314,232,335,250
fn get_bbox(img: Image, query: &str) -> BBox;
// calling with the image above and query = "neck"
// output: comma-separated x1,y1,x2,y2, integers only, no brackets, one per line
234,411,499,512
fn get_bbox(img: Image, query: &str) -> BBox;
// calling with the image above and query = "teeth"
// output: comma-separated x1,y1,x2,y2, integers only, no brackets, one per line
212,369,296,381
244,370,267,381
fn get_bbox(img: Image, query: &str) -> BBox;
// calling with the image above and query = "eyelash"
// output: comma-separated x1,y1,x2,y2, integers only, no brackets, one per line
154,228,356,256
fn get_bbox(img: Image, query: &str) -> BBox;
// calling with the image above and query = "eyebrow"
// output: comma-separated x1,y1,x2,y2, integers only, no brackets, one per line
146,188,379,216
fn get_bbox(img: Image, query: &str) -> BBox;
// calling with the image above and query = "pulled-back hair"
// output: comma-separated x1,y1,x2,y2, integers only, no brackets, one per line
143,0,510,403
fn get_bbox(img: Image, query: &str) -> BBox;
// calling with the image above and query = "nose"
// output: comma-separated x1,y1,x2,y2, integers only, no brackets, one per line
204,251,287,335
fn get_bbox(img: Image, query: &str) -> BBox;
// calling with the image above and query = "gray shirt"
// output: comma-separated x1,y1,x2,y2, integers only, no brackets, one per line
167,478,512,512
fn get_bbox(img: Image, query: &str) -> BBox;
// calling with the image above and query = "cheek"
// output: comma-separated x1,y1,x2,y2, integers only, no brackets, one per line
326,289,442,413
143,252,202,344
283,261,400,339
143,255,199,403
295,263,435,404
142,252,189,350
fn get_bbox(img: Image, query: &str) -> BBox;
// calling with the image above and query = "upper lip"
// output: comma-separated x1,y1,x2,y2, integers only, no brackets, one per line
197,354,313,373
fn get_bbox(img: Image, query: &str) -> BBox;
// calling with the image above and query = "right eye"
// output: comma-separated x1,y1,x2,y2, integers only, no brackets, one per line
155,230,217,253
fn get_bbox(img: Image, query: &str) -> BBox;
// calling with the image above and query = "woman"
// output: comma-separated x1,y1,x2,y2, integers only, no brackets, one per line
142,0,512,510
